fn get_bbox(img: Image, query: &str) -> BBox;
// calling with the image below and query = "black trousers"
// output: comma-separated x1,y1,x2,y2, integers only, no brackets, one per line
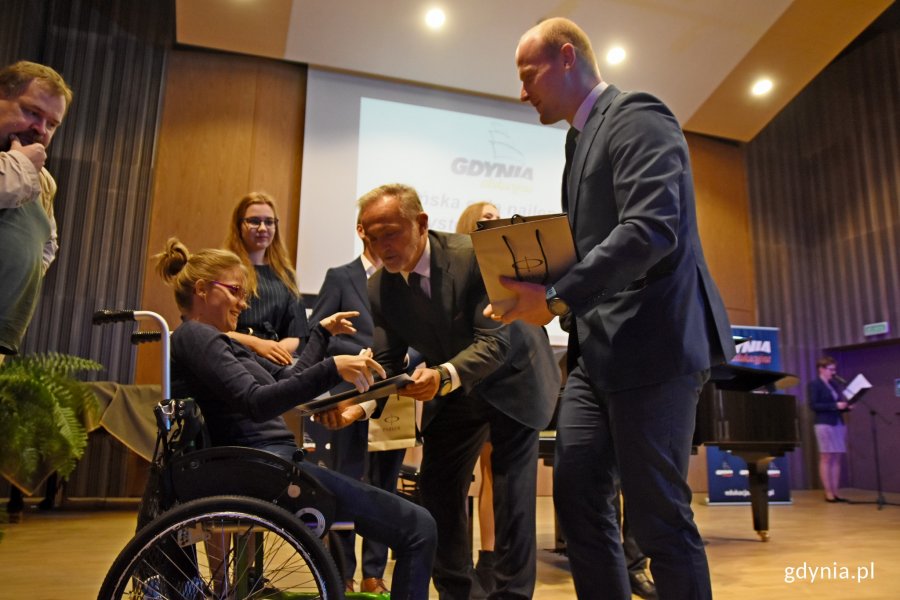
554,362,711,600
419,393,538,600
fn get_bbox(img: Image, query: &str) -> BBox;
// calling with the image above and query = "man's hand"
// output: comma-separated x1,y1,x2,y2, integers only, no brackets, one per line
9,135,46,172
320,311,360,336
483,277,554,326
399,367,441,401
314,402,365,430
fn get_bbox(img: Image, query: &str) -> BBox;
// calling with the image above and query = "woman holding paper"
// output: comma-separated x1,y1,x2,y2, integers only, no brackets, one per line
155,238,437,599
807,356,851,503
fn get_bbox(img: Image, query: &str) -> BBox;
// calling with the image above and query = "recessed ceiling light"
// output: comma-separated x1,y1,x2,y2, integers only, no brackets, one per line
751,78,773,96
425,8,446,30
606,47,626,65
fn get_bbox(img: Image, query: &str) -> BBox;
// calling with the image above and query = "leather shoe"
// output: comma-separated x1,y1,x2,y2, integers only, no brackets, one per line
344,579,356,593
361,577,389,594
629,570,658,600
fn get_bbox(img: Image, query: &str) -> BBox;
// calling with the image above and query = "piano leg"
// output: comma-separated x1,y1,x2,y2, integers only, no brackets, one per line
746,458,774,542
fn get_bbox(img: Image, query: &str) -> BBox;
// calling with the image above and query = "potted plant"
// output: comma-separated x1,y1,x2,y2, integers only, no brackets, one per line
0,353,102,523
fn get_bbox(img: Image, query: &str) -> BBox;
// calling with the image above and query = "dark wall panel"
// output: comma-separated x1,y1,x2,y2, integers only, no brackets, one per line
746,23,900,488
1,0,172,499
1,0,172,384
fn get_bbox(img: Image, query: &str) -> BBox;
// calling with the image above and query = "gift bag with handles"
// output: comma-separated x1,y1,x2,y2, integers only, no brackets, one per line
470,213,576,315
368,394,421,451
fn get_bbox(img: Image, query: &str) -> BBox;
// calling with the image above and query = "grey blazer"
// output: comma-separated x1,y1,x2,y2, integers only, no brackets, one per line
556,85,734,392
369,230,559,431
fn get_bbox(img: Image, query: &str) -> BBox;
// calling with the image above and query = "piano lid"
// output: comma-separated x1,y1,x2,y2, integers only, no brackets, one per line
709,363,799,392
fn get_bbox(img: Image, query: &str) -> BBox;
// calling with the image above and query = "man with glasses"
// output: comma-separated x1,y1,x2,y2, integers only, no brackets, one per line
0,61,72,523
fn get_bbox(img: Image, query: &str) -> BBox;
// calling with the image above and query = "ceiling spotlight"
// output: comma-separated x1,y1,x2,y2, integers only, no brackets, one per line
425,8,446,29
606,47,626,65
751,78,773,96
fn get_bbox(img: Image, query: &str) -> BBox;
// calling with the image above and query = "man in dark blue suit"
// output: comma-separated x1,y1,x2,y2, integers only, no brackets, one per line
359,183,560,600
487,18,734,600
310,225,407,594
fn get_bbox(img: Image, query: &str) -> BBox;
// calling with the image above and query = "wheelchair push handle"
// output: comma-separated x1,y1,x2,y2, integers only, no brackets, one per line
93,309,173,400
92,309,135,324
131,331,163,344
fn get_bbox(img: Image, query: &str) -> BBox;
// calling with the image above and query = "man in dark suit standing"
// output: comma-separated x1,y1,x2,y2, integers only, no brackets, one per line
359,183,560,600
310,224,407,595
486,18,734,600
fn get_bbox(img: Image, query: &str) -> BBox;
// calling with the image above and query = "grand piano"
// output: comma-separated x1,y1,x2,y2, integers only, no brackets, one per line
539,362,800,547
694,363,800,540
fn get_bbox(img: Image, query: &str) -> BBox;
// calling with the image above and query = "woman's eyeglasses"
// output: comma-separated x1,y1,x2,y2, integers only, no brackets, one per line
242,217,278,229
211,281,247,300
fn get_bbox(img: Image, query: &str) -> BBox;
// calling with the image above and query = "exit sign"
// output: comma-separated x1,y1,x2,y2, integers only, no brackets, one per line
863,321,890,336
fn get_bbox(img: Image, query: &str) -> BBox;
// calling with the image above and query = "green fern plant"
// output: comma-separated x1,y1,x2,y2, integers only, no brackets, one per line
0,353,102,488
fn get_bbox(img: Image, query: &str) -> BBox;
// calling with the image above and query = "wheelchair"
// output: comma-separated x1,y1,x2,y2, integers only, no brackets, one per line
93,309,345,600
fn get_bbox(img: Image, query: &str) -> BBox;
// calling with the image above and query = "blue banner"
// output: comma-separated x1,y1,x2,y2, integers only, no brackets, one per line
706,325,793,504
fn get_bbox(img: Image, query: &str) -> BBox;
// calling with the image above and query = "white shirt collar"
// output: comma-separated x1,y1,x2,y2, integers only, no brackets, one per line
572,81,609,132
360,253,377,279
401,235,431,283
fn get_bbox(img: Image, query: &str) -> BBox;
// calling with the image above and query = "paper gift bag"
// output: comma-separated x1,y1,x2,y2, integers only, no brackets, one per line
368,394,420,451
471,213,576,315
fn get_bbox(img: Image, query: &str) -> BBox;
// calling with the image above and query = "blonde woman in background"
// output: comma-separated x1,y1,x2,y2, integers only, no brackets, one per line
224,192,309,365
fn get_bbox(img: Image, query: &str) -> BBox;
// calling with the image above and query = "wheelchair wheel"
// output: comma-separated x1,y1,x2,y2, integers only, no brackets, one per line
98,495,342,599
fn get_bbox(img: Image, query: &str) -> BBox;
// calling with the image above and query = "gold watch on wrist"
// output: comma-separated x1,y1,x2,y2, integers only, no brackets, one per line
545,285,571,317
431,364,453,396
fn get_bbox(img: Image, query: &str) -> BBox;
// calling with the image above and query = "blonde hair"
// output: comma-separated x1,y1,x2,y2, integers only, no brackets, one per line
0,60,73,106
224,191,299,298
455,202,498,234
154,238,247,312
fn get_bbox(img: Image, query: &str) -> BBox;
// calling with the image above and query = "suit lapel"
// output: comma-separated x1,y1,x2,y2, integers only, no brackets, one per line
347,258,369,307
568,85,621,221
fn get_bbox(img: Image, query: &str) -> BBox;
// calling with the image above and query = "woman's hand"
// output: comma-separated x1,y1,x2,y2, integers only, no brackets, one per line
314,403,366,430
229,332,293,365
333,352,386,392
320,311,360,336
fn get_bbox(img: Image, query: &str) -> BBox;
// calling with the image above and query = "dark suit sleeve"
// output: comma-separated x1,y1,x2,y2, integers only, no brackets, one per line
449,255,510,393
310,267,367,357
556,93,685,308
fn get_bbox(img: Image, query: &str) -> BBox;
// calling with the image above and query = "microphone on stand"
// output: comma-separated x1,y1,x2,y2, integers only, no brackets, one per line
833,374,848,385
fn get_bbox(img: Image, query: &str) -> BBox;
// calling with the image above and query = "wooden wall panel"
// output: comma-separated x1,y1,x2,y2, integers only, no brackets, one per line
746,23,900,489
136,49,307,385
687,133,757,327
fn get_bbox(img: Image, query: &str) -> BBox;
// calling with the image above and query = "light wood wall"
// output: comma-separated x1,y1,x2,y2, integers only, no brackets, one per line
687,133,757,328
135,49,307,385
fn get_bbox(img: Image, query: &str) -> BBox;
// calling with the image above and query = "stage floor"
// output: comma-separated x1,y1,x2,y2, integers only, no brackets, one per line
1,489,898,599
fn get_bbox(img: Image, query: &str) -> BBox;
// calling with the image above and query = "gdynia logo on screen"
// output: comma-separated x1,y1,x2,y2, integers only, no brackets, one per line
450,157,534,180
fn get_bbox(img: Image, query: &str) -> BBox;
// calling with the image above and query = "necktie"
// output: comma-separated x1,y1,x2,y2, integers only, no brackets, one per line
562,127,578,212
407,272,429,299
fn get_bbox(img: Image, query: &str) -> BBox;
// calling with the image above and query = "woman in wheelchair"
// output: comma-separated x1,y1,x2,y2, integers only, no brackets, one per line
155,238,436,599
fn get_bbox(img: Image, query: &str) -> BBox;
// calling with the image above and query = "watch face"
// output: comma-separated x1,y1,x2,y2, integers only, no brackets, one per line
548,297,570,316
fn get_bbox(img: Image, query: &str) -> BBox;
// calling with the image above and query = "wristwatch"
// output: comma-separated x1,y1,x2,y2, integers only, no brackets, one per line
431,364,453,396
545,286,571,317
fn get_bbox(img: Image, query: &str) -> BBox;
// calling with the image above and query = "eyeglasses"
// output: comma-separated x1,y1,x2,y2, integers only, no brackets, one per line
242,217,278,229
211,281,247,300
